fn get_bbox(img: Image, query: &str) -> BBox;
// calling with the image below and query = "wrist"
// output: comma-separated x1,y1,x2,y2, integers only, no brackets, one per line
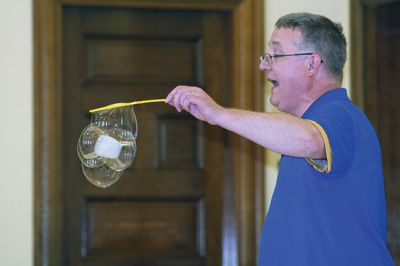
213,106,230,127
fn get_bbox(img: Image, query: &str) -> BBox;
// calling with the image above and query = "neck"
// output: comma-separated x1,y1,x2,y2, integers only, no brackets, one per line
296,79,342,117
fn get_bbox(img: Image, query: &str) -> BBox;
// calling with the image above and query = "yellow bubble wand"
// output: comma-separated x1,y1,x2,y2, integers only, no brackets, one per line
89,98,166,113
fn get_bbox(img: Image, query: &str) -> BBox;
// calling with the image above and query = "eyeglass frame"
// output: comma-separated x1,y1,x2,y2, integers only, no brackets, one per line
259,52,323,65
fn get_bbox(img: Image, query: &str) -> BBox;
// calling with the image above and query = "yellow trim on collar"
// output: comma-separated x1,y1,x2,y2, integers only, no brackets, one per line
305,120,332,173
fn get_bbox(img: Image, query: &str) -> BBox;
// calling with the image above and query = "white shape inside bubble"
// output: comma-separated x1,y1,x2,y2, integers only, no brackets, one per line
94,135,122,159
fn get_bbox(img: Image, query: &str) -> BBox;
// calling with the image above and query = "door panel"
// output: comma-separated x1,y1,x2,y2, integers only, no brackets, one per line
83,200,202,254
364,1,400,263
63,7,227,265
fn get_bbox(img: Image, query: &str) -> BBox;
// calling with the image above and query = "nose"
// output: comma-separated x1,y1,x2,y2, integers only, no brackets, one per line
259,60,271,71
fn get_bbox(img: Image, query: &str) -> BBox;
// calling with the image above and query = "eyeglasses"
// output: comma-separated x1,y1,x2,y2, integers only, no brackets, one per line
260,52,320,65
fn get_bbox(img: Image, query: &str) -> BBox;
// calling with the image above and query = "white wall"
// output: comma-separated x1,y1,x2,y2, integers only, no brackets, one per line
263,0,350,209
0,1,33,265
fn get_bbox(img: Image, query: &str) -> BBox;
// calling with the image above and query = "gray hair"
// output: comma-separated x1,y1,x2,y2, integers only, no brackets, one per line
275,13,347,81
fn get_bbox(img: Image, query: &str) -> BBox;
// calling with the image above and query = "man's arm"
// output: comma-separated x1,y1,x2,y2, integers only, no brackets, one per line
166,85,326,159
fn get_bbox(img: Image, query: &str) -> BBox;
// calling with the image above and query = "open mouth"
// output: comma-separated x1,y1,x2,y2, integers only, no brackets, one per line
268,79,279,88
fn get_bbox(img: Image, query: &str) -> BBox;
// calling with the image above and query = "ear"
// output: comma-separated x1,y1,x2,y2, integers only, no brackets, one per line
305,54,323,76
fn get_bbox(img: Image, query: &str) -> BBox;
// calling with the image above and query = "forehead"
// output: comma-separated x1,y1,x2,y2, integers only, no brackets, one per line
268,27,302,51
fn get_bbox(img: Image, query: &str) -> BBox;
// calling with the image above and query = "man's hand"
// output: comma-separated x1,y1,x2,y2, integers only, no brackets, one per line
165,85,224,125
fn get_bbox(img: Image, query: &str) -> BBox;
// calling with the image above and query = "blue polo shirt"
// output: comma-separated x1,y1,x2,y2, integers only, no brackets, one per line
259,89,394,265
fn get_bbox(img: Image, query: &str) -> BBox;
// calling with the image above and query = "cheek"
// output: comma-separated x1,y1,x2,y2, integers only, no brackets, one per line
282,69,303,88
277,74,296,92
277,76,302,102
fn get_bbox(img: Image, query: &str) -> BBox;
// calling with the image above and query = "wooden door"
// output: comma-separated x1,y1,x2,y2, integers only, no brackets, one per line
356,0,400,263
63,7,228,265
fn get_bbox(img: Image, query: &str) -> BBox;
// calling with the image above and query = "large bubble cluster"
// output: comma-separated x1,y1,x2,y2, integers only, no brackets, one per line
77,106,138,188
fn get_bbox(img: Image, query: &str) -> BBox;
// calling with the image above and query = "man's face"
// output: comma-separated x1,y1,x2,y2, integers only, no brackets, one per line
260,27,310,116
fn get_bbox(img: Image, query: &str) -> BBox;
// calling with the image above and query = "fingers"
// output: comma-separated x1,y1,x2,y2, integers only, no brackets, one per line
180,92,194,112
165,88,176,104
165,86,182,110
165,85,221,125
166,85,202,113
166,86,184,112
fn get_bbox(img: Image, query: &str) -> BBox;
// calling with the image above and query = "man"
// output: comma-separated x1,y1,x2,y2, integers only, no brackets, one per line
166,13,394,265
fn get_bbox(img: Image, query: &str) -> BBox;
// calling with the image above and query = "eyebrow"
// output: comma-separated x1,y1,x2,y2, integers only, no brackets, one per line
268,41,283,53
267,41,284,54
268,41,282,48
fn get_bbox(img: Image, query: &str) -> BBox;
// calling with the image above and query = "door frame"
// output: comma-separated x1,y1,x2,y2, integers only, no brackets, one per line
351,0,400,262
350,0,399,108
34,0,265,265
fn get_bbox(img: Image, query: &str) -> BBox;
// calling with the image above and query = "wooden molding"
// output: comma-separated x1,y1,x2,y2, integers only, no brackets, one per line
350,0,396,108
361,0,399,7
350,0,364,108
231,0,265,265
62,0,242,10
34,0,63,265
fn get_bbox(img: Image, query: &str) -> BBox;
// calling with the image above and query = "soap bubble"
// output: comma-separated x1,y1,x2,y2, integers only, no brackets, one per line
92,107,138,139
77,106,138,188
77,124,105,168
94,135,123,159
77,142,104,168
103,128,136,171
81,163,123,188
103,138,136,171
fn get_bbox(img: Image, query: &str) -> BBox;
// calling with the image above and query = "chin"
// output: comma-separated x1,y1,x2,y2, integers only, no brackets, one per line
269,96,279,108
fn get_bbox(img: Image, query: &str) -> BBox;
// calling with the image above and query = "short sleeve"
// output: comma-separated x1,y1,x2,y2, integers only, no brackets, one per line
306,104,355,175
305,120,332,173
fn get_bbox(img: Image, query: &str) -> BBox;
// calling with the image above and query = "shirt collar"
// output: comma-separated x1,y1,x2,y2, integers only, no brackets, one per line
302,88,349,119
